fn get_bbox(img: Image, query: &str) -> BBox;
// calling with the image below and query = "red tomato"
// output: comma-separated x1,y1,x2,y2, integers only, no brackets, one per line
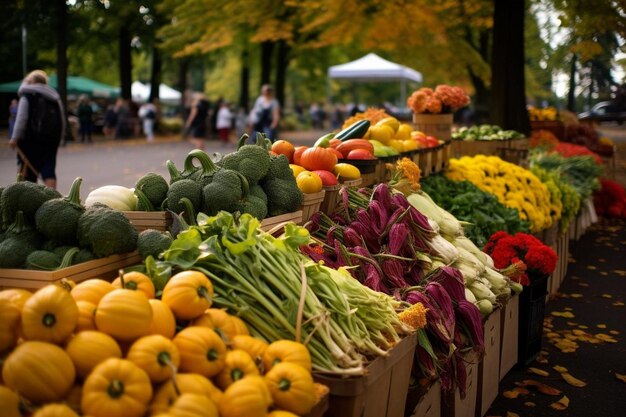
347,149,375,160
313,170,339,186
293,146,308,165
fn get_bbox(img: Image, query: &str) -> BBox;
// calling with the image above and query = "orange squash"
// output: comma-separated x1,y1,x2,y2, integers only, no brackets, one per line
218,376,271,417
70,279,115,305
299,147,338,172
32,403,79,417
162,271,213,320
229,316,250,336
126,335,180,383
75,300,97,332
170,393,219,417
0,288,32,310
147,299,177,339
21,285,78,344
57,278,77,292
230,335,268,361
95,289,152,342
267,411,299,417
112,272,155,299
81,358,152,417
64,384,83,414
265,362,316,414
151,373,223,414
216,349,260,389
262,340,312,372
65,331,122,379
173,326,226,378
2,341,75,403
0,299,21,353
191,309,237,342
0,385,22,417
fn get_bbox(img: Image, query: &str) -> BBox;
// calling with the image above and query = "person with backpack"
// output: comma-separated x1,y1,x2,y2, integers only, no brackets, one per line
9,70,65,189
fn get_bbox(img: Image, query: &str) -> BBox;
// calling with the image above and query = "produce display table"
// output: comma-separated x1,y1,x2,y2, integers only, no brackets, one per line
441,352,480,417
477,308,502,416
407,380,441,417
499,294,519,381
122,211,172,232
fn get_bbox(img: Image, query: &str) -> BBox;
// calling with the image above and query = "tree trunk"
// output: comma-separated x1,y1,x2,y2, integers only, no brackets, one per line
469,71,490,123
149,46,162,102
119,26,132,100
260,41,274,89
178,58,189,117
567,54,577,112
490,0,530,135
275,40,291,108
239,49,250,111
56,0,68,135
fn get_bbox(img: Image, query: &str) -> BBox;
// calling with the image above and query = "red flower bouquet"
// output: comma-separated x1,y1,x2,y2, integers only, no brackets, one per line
594,178,626,218
554,142,603,165
483,231,557,286
407,85,470,114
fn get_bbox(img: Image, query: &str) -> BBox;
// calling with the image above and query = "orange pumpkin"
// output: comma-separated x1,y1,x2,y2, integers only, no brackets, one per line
271,140,296,163
162,271,213,320
21,285,78,344
0,385,22,417
75,300,97,332
229,316,250,336
65,331,122,379
95,289,152,342
151,373,223,414
264,362,316,414
71,279,114,305
262,340,311,372
0,288,32,310
147,299,176,339
170,393,219,417
2,341,76,403
32,403,79,417
230,335,268,361
81,358,152,417
218,376,271,417
126,335,180,383
0,299,21,353
64,384,83,414
112,272,155,299
293,146,307,166
191,309,237,342
299,147,337,172
173,326,226,378
215,349,260,389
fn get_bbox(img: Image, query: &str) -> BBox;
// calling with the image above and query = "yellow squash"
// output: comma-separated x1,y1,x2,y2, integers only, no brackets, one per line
162,271,213,320
75,300,97,332
218,376,271,417
216,349,260,389
170,393,219,417
70,279,115,305
2,341,76,403
0,288,32,310
263,340,312,372
81,358,152,417
65,331,122,379
112,272,155,299
21,285,78,344
64,384,83,414
0,299,21,353
229,315,250,336
126,335,180,383
147,299,177,339
173,326,226,378
267,411,299,417
230,335,268,362
0,385,22,417
265,362,316,414
150,373,223,414
32,403,80,417
95,288,152,342
192,309,238,342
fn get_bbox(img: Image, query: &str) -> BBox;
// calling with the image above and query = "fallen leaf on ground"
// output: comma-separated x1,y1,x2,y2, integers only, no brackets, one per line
524,402,536,407
616,373,626,383
610,330,620,335
579,282,589,287
564,307,573,311
506,412,520,417
602,294,613,299
601,272,608,276
566,321,578,326
502,387,529,399
613,301,625,307
529,367,550,377
578,325,589,329
595,333,618,343
587,265,597,270
517,380,562,396
553,365,568,373
552,311,575,318
570,293,583,298
597,324,607,329
562,372,587,387
550,395,570,410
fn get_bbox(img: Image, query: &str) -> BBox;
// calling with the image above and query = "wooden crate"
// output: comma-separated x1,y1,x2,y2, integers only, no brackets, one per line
319,179,362,215
500,294,519,380
299,191,325,225
413,150,433,178
407,380,441,417
0,252,142,290
477,308,502,416
122,211,172,232
441,352,480,417
558,233,569,286
413,113,453,141
442,141,452,170
260,211,303,233
304,384,330,417
431,146,446,174
314,333,417,417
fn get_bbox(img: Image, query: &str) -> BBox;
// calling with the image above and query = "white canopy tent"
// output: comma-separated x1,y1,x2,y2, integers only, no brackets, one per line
131,81,181,105
327,53,423,105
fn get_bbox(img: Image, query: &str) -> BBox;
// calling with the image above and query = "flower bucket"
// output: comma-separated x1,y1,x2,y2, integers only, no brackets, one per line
412,113,453,141
517,274,548,367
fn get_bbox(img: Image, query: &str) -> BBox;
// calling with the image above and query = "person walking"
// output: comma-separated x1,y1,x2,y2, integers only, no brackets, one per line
114,98,131,140
8,70,65,189
8,99,18,138
139,100,158,142
216,101,233,145
184,93,210,150
102,101,117,140
76,95,94,143
250,84,280,141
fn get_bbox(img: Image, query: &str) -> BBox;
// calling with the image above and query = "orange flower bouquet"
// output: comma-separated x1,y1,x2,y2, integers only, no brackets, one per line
407,85,470,114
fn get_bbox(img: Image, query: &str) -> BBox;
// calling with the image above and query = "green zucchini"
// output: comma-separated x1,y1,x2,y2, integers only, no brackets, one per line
335,120,370,141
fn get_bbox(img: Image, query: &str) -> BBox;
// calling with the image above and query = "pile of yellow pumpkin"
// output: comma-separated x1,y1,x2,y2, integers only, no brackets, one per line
0,270,324,417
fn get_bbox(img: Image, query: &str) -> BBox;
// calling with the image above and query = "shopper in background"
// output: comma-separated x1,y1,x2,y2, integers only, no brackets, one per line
139,99,158,142
250,84,280,141
8,69,65,189
102,101,117,140
216,100,233,145
77,95,94,143
8,98,18,138
185,93,210,150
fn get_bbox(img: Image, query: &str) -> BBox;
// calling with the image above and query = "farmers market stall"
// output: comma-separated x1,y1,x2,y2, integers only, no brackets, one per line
1,89,622,417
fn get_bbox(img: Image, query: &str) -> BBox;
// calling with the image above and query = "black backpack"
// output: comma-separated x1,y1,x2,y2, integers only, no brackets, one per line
24,92,62,144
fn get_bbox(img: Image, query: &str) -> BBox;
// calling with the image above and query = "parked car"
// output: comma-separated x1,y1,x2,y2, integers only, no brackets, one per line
578,101,626,124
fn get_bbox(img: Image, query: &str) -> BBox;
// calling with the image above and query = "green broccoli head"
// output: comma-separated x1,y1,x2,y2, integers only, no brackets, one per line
166,179,202,215
77,205,138,258
265,154,294,181
261,177,304,217
26,250,62,270
73,248,95,265
242,195,268,220
201,169,249,215
219,145,270,185
34,177,84,245
1,181,61,226
0,238,38,268
137,229,173,260
249,185,268,205
136,173,169,209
